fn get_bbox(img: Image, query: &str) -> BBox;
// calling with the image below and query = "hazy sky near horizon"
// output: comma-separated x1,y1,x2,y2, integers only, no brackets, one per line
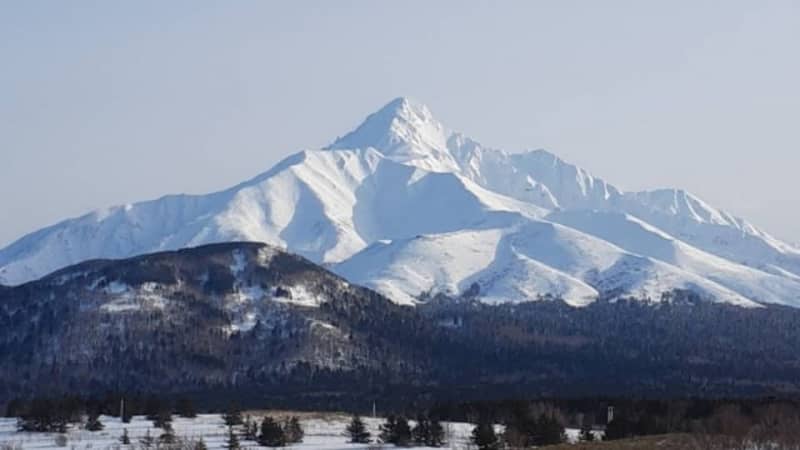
1,1,799,246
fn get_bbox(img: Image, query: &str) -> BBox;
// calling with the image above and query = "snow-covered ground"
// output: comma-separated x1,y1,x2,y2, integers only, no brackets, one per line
0,414,596,449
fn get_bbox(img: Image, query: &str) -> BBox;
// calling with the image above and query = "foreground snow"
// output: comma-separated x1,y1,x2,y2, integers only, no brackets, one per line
0,414,595,449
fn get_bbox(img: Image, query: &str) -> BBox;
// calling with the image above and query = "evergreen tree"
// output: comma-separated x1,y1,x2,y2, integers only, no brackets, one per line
412,415,431,445
346,414,371,443
471,419,499,450
17,398,68,433
283,416,304,444
119,428,130,445
427,417,446,447
379,415,411,446
139,429,155,449
411,415,445,446
224,425,240,450
258,416,286,447
85,411,104,431
176,397,197,419
144,396,163,421
394,417,412,446
5,399,23,418
153,409,173,429
531,413,565,446
222,404,243,426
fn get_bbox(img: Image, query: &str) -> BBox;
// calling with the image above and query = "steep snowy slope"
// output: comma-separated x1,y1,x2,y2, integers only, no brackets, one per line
0,147,542,286
335,221,760,307
1,97,799,308
619,189,800,277
547,210,800,306
328,97,800,281
447,143,800,279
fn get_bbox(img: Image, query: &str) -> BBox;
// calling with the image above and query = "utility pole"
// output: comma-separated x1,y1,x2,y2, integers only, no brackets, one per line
120,398,125,421
372,401,376,419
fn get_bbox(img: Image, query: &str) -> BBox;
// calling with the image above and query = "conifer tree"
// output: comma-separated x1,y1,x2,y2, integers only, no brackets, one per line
119,428,130,445
144,396,163,421
224,425,240,450
176,397,197,419
153,409,173,429
346,414,371,443
258,416,286,447
5,398,23,418
379,415,411,446
16,398,67,432
532,413,565,446
428,417,446,447
411,415,445,446
471,418,499,450
222,404,243,426
412,415,430,445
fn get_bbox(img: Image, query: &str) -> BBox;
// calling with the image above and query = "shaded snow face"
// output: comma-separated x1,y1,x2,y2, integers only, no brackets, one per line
2,97,800,309
42,243,362,340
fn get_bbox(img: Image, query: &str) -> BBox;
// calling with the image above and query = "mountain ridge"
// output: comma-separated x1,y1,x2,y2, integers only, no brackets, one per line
2,97,799,308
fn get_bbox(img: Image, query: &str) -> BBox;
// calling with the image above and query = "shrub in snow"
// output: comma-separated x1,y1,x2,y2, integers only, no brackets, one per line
84,412,103,431
283,416,304,444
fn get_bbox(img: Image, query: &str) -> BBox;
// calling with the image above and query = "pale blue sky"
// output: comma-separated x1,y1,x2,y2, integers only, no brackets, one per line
1,1,798,246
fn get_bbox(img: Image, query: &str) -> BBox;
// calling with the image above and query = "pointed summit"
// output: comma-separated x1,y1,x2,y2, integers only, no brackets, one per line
327,97,442,150
326,97,460,172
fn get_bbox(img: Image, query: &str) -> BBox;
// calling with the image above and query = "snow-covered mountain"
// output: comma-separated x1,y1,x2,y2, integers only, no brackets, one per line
2,97,800,308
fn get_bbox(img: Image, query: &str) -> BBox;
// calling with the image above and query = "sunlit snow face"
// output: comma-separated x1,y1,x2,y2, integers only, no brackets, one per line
1,97,799,309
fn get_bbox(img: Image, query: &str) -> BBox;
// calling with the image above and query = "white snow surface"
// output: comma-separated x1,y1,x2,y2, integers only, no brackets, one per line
0,413,598,449
2,97,800,308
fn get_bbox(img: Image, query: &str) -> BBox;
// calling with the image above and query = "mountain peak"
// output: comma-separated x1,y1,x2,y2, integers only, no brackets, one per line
379,96,434,121
327,97,446,152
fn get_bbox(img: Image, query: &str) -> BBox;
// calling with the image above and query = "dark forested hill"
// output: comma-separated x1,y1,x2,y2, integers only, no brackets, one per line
2,242,800,409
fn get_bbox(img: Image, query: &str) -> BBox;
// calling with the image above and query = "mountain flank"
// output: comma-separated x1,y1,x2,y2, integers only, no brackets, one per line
3,243,800,405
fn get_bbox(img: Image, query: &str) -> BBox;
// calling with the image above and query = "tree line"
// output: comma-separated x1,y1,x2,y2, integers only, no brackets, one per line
11,393,800,448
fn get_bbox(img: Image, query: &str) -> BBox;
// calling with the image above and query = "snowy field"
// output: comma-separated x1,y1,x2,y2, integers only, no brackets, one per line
0,413,594,449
